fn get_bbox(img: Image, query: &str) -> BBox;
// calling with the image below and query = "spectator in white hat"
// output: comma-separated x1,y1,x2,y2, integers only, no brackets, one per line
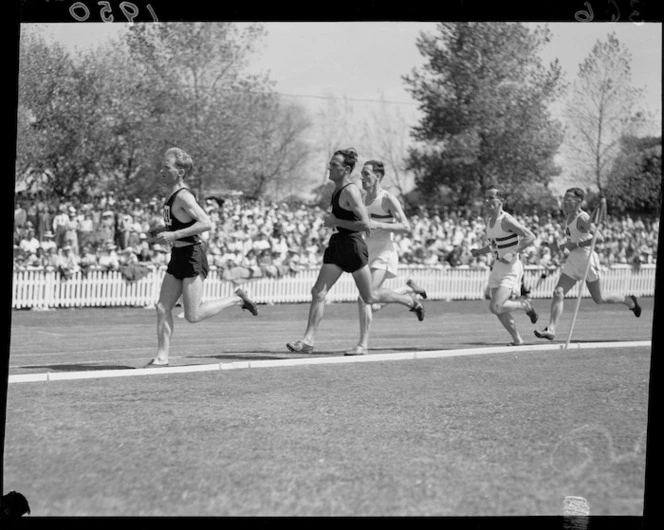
40,231,57,253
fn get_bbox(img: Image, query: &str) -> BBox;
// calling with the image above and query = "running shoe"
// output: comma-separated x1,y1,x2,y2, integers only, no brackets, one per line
235,288,258,316
406,278,428,299
629,295,642,318
533,328,555,340
345,345,367,356
286,340,314,354
143,359,169,368
410,296,425,321
524,299,539,324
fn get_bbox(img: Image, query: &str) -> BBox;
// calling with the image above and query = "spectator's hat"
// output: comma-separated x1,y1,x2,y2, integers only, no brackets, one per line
68,206,76,214
62,244,72,251
152,244,167,253
102,210,114,217
105,241,117,250
43,231,54,238
139,233,147,240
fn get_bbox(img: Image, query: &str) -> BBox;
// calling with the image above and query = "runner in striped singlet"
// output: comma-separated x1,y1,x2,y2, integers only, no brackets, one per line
471,185,539,346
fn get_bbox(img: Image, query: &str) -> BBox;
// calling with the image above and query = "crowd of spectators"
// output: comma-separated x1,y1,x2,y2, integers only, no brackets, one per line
13,191,659,281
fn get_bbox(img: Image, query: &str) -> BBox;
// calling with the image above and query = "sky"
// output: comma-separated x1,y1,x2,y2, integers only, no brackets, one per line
32,21,662,119
25,21,663,193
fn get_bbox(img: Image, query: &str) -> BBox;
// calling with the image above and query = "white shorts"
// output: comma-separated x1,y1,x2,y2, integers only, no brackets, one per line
561,249,601,283
367,239,398,279
488,258,523,296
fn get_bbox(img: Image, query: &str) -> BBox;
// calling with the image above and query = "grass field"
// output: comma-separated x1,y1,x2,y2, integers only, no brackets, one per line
4,296,654,517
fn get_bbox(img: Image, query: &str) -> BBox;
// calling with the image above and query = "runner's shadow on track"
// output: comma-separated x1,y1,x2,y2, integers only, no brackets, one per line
22,364,136,371
372,347,455,352
189,351,338,361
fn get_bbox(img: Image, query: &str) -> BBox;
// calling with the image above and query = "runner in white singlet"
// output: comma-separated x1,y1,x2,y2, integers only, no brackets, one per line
533,187,641,341
345,160,427,356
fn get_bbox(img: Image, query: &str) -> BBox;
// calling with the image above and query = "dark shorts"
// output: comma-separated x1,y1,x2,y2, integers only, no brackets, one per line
166,244,209,280
323,232,368,273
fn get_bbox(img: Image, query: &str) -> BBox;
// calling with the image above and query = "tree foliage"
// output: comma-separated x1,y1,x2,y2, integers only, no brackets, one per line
17,29,110,197
403,22,565,208
563,32,647,194
604,136,661,215
16,23,312,201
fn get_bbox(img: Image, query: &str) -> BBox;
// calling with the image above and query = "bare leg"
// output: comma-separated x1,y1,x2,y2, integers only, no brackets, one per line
496,312,522,345
301,264,344,346
181,275,244,322
490,286,523,344
352,266,415,307
369,275,425,314
542,274,576,336
353,268,389,352
586,280,634,307
154,273,183,365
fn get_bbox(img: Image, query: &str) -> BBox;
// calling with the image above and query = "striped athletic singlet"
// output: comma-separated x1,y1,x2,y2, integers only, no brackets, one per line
485,211,519,260
366,189,395,246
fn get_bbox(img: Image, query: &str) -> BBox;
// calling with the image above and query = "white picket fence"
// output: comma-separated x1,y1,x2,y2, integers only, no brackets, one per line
11,264,656,310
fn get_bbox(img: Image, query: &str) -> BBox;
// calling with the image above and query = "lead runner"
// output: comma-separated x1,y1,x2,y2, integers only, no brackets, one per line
144,147,258,367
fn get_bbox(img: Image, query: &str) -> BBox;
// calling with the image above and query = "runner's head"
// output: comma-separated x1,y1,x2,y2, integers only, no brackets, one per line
483,184,507,214
361,160,385,190
164,147,194,179
563,187,585,213
332,147,359,173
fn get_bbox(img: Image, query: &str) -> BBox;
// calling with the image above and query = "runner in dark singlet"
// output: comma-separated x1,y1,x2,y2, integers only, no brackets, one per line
144,147,258,368
286,148,425,355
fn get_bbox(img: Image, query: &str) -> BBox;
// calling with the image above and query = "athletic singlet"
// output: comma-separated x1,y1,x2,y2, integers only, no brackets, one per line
485,211,519,260
565,211,593,252
331,183,362,236
163,187,200,244
366,189,395,246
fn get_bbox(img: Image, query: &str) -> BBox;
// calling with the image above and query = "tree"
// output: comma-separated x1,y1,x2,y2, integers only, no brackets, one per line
236,96,313,200
17,28,108,198
359,97,416,204
123,22,273,198
16,23,313,202
403,22,565,208
604,136,661,215
562,33,648,195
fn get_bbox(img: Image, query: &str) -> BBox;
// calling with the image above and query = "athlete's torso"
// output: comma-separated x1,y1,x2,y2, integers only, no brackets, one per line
163,188,200,245
366,189,395,245
486,211,519,260
331,183,362,236
565,211,592,251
